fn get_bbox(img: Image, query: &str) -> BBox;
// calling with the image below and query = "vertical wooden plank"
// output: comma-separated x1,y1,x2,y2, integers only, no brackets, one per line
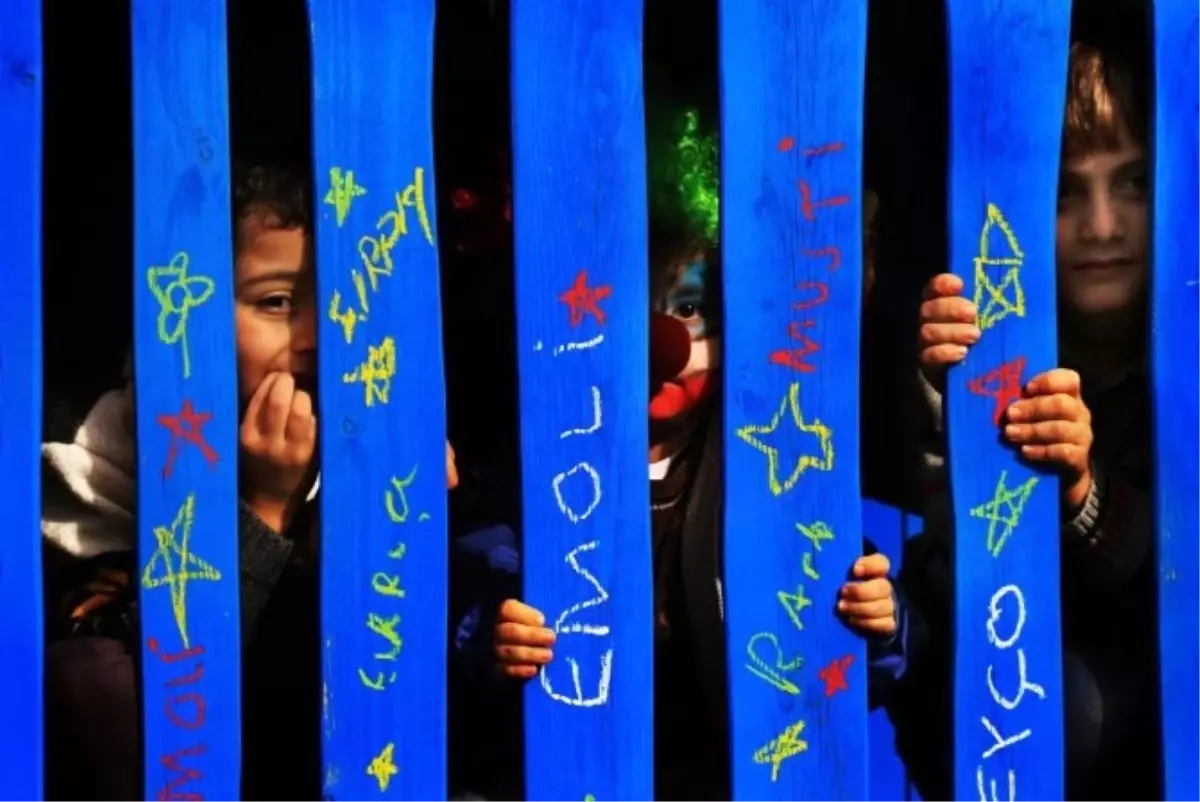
1150,2,1199,798
307,2,448,799
943,2,1070,799
510,1,653,798
0,0,44,798
131,0,242,798
719,1,870,798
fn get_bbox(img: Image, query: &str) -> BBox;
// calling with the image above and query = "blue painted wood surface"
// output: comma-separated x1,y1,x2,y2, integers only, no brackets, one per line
510,0,654,798
943,2,1070,799
0,0,44,798
1150,2,1199,798
131,0,242,797
307,1,449,798
719,1,870,797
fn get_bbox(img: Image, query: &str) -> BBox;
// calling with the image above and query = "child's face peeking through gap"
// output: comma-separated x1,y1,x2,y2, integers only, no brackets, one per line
233,206,318,413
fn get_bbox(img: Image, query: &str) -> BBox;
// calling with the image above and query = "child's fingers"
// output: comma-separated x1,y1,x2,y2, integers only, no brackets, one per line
852,553,889,578
1005,420,1088,447
845,615,897,638
498,599,546,627
840,577,892,603
495,621,556,648
1026,368,1081,398
240,372,280,441
1008,394,1089,426
839,598,894,619
921,273,965,300
446,441,459,490
1019,442,1089,470
920,343,970,369
262,372,296,438
284,388,315,445
919,296,978,326
495,643,553,666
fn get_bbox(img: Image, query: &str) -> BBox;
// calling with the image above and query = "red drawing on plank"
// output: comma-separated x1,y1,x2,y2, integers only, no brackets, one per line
817,654,855,697
798,180,851,221
802,142,845,158
559,269,613,327
966,356,1027,425
770,321,820,374
792,281,830,311
802,246,841,271
157,400,218,479
778,136,796,152
157,745,207,801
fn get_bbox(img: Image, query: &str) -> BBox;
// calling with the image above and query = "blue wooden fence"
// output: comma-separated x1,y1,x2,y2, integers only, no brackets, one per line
0,0,1195,800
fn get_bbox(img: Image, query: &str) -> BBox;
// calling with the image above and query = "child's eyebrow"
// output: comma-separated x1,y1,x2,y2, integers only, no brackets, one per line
237,268,305,290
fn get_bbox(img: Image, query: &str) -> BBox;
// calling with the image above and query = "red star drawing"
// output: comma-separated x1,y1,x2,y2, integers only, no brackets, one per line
967,356,1027,426
817,654,854,698
558,269,612,327
157,399,219,479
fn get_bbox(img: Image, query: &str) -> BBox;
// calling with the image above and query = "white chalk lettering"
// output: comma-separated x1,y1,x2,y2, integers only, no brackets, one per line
976,765,1016,802
987,648,1046,711
553,540,610,636
980,715,1031,759
553,333,605,356
552,462,602,523
560,385,602,439
986,584,1026,649
539,649,613,708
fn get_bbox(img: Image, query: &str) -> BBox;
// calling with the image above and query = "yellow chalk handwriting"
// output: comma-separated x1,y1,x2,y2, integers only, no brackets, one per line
970,470,1040,558
973,203,1026,331
745,632,802,695
140,493,222,649
777,584,814,632
753,718,809,782
384,465,419,523
147,252,216,379
735,382,834,496
796,521,835,580
366,742,399,792
356,166,435,292
367,612,402,660
372,572,405,599
343,335,396,407
325,167,368,227
358,668,398,691
388,542,407,560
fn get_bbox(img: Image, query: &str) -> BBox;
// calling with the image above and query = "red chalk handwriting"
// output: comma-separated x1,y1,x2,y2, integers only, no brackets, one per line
157,400,218,479
803,142,845,158
164,693,206,730
967,357,1027,426
798,180,851,222
148,637,208,798
778,136,796,152
817,654,854,698
802,246,841,271
770,283,831,374
157,745,207,801
559,269,612,327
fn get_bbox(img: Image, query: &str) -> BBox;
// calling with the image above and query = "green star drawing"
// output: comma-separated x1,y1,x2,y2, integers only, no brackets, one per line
141,492,222,648
970,470,1040,558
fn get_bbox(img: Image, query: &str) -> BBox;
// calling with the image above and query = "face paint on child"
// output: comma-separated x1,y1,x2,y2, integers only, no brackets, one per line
650,257,721,422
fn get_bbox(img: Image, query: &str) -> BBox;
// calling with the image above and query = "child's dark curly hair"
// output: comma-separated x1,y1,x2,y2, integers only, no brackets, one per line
232,160,312,230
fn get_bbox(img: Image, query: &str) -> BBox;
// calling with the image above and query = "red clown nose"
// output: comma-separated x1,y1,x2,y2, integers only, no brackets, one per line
650,312,691,385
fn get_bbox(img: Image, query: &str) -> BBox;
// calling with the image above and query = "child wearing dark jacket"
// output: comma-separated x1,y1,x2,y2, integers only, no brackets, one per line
41,161,470,801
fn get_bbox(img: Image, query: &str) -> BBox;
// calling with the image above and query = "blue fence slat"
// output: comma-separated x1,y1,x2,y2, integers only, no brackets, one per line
131,0,243,798
943,1,1071,799
510,1,654,798
720,1,870,798
1150,2,1200,798
0,0,44,797
307,2,449,798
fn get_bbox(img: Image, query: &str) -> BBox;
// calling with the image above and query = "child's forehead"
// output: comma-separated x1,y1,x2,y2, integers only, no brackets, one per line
234,210,312,283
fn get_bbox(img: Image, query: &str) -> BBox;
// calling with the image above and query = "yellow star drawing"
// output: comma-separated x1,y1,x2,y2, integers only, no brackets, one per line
752,718,809,782
324,167,368,227
140,493,222,648
970,470,1040,558
366,742,399,792
735,382,834,496
973,203,1026,331
146,251,216,379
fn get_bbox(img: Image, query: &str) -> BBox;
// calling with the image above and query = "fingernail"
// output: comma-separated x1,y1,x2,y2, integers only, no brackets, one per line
951,346,968,360
966,327,982,342
1005,424,1020,438
535,614,545,626
837,600,848,611
1007,406,1024,421
546,630,557,643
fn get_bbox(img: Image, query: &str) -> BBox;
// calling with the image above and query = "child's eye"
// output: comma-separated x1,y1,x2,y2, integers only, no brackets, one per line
674,303,698,320
1114,171,1149,199
257,294,294,313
